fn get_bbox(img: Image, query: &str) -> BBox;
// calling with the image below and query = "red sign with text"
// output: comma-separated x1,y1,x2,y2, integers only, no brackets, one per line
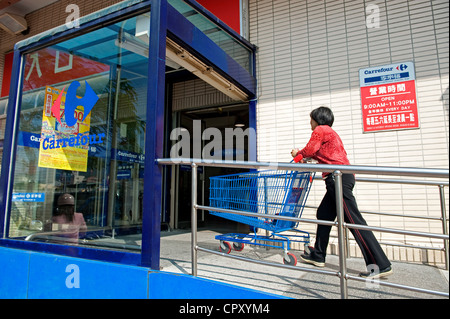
361,80,419,132
23,48,109,92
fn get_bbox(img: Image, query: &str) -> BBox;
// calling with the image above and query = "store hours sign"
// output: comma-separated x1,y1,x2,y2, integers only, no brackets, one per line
359,62,419,133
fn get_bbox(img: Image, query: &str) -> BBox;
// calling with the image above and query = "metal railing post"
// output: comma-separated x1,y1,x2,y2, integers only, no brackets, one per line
345,228,350,258
334,170,348,299
191,162,198,276
439,185,449,270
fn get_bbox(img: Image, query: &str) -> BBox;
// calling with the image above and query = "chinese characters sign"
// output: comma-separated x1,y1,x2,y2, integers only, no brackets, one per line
359,62,419,133
12,193,45,202
23,48,110,92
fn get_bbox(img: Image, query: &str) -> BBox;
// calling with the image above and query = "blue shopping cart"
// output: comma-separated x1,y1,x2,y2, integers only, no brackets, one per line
209,169,315,266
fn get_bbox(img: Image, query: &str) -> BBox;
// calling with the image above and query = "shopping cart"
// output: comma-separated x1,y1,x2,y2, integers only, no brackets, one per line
209,168,314,266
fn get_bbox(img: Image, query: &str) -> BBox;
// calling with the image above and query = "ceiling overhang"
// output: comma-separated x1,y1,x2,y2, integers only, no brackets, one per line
0,0,59,16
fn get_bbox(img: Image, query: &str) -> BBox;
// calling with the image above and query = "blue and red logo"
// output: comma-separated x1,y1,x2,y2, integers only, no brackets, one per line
41,80,105,151
396,64,408,71
51,80,99,127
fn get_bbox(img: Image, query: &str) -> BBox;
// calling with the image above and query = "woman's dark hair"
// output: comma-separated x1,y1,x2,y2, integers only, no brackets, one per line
310,106,334,126
55,206,75,222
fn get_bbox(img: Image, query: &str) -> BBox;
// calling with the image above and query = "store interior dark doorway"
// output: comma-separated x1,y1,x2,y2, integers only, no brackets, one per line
169,104,251,232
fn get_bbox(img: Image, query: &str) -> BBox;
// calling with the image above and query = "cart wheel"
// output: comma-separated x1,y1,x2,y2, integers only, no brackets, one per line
233,242,244,252
219,241,232,254
283,253,297,266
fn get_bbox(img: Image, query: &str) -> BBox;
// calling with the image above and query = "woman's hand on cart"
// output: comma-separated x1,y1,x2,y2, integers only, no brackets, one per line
291,149,307,163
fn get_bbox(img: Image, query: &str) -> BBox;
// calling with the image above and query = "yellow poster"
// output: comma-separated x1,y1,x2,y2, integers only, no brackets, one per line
38,86,91,172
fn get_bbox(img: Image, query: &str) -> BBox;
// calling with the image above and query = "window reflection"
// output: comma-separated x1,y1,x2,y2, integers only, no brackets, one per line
9,12,150,251
168,0,253,73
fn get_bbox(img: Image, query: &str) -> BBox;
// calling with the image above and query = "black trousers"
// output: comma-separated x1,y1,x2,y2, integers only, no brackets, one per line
311,173,391,270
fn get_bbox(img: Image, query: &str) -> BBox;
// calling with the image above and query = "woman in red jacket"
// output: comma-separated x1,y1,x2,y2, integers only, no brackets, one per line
291,106,392,278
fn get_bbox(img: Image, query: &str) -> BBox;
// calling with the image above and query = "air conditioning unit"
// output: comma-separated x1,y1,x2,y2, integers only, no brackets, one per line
0,12,28,35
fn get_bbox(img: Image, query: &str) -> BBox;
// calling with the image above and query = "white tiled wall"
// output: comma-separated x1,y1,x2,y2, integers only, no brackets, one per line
249,0,449,260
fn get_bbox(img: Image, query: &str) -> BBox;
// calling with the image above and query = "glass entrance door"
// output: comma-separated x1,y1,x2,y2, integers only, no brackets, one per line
169,105,250,230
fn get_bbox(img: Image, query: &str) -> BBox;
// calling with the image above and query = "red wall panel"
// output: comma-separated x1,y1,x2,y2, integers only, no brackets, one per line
196,0,241,34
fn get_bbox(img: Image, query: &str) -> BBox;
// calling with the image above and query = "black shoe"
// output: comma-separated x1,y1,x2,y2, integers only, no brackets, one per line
359,266,393,279
299,253,325,267
304,245,314,255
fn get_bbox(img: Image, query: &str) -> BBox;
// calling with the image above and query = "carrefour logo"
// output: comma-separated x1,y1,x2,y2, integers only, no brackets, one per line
42,80,105,150
396,64,408,71
52,80,98,127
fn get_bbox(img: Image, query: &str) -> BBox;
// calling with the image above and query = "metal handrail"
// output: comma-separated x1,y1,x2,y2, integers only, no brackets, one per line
157,158,449,299
25,230,78,241
309,174,448,263
158,158,449,177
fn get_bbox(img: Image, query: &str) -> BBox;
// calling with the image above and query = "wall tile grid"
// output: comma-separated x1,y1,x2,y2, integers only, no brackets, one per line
249,0,449,258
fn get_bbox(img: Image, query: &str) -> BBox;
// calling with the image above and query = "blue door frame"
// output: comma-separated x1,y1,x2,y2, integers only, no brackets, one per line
141,0,167,269
0,0,257,270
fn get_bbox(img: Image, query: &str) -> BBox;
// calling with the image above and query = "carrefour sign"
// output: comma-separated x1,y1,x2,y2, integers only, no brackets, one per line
359,62,419,133
360,62,415,87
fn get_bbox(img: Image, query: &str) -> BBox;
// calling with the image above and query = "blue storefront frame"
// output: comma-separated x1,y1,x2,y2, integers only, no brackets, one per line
0,0,257,271
0,246,284,299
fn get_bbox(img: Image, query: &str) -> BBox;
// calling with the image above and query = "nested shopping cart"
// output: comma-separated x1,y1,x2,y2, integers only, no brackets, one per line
209,169,314,266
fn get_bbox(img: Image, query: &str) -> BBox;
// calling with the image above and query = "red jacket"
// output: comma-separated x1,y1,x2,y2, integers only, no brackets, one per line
294,125,350,177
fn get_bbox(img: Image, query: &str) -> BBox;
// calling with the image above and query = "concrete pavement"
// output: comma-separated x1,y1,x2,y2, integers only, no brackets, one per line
158,228,449,299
